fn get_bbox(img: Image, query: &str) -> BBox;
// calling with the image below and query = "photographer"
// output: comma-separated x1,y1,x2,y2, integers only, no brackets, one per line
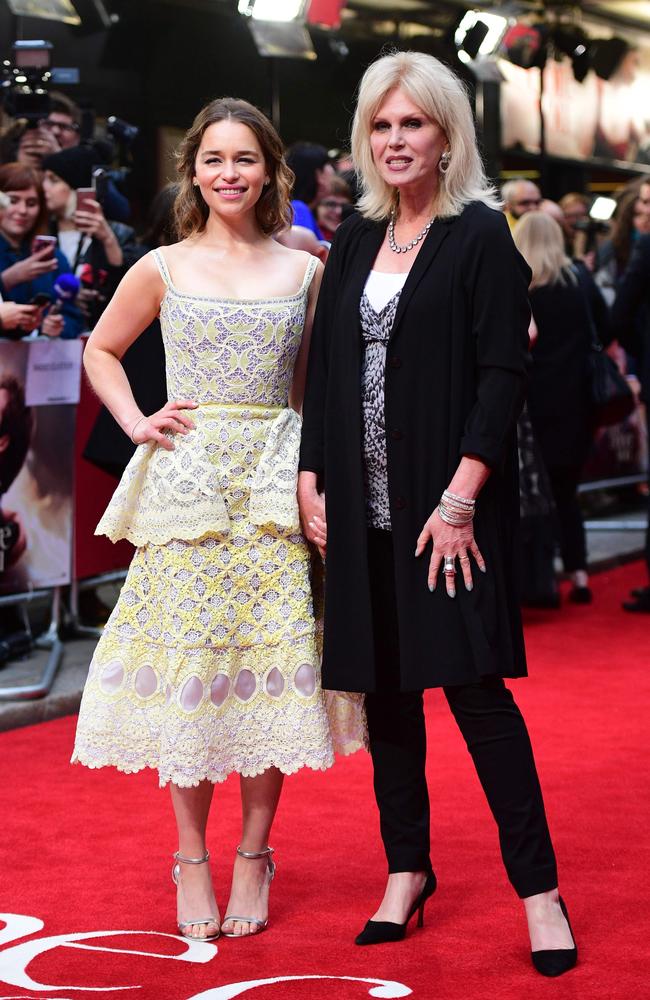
41,146,140,327
0,162,83,338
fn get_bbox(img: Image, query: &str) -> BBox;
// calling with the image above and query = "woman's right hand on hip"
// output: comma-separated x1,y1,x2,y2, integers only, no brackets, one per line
129,399,197,450
298,472,327,558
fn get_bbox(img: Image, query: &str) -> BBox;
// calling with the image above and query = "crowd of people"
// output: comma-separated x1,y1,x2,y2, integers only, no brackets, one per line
0,82,648,627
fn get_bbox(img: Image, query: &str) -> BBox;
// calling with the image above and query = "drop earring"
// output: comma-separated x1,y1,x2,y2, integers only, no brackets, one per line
439,150,451,174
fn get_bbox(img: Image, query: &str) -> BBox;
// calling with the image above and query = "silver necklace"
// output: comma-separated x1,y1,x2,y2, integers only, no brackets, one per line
388,210,435,254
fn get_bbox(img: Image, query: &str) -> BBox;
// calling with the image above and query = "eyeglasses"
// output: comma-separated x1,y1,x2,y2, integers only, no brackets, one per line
516,198,542,207
319,199,348,210
40,119,80,134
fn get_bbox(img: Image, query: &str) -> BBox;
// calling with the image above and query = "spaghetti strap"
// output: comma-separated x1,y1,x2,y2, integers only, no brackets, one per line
299,255,319,296
152,248,172,287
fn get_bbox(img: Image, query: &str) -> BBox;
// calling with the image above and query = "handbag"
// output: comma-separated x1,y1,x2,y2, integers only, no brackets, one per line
573,264,636,427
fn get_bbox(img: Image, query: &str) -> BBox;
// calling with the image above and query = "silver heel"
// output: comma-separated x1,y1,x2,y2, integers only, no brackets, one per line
222,845,276,938
172,849,220,940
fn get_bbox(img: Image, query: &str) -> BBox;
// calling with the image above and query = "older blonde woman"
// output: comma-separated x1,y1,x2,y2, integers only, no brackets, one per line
298,51,577,975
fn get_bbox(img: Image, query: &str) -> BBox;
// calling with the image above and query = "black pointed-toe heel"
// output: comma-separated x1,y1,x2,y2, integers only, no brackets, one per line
354,871,437,946
531,897,577,977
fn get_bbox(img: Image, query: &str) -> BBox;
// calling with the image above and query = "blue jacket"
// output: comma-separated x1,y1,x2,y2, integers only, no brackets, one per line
0,234,85,339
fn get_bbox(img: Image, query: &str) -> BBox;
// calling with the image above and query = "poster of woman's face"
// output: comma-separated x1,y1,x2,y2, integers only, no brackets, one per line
0,341,75,594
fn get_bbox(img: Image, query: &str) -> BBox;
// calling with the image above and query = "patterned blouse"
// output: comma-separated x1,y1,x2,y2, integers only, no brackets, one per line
360,289,402,530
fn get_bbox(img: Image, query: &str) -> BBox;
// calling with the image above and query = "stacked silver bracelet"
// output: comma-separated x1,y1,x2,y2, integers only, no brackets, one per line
437,489,475,526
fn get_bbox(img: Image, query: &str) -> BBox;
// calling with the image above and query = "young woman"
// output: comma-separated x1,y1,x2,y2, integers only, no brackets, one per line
0,162,82,338
71,98,365,942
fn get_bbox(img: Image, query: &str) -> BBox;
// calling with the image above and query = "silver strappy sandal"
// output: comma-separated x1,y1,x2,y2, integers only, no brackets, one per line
221,845,276,938
171,850,220,940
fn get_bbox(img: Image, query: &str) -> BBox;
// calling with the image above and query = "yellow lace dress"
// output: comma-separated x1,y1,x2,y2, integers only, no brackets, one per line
71,249,366,788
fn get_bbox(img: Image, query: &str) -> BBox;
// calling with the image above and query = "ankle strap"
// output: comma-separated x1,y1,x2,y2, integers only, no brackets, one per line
236,845,274,860
173,850,210,865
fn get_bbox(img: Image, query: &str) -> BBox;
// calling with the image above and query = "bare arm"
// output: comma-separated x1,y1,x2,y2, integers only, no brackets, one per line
83,252,196,449
289,260,323,414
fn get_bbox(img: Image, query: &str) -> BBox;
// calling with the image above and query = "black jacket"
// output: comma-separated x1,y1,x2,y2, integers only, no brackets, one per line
611,234,650,405
299,202,530,691
528,263,611,468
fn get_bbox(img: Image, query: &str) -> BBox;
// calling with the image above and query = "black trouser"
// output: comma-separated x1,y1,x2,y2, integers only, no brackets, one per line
365,528,558,899
546,463,587,573
365,681,558,898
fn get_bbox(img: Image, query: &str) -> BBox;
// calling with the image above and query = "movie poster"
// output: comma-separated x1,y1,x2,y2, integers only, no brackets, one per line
500,30,650,165
0,339,82,594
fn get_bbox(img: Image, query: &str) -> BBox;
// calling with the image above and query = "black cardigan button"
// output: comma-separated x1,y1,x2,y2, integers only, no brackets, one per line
394,496,406,510
388,356,402,369
390,428,403,441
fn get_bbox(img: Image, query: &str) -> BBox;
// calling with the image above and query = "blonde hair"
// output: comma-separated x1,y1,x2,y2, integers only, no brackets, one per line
174,97,293,239
512,211,574,289
351,50,500,221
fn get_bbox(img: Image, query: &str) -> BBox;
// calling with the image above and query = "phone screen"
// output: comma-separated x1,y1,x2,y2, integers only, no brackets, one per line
31,235,57,257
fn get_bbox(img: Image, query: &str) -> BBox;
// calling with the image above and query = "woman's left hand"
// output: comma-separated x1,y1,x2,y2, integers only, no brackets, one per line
415,508,486,598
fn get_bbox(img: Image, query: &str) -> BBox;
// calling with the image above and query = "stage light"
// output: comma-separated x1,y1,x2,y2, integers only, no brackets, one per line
238,0,307,21
455,11,508,65
590,37,630,81
552,25,591,82
500,22,547,70
5,0,81,24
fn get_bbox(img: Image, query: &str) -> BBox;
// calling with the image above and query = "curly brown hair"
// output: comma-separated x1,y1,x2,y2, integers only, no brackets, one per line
174,98,293,240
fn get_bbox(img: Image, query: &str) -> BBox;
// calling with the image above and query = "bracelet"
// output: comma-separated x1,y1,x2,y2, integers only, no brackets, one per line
442,489,476,509
437,503,473,527
129,415,146,443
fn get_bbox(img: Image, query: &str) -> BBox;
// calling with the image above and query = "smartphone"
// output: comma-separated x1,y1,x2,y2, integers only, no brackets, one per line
76,187,96,213
30,292,52,307
31,234,57,257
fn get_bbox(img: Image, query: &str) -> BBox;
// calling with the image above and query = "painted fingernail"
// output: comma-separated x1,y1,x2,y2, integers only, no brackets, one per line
415,548,420,557
480,566,487,573
449,590,456,599
466,583,473,591
428,583,434,592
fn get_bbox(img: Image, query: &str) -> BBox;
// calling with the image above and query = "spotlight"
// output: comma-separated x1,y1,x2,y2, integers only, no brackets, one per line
500,22,548,70
238,0,307,21
455,11,508,65
552,26,591,83
590,37,630,80
5,0,80,24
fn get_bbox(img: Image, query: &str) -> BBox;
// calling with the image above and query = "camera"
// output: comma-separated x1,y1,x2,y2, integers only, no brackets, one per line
1,40,79,124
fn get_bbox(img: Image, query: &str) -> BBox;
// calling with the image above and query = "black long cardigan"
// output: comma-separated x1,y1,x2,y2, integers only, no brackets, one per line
299,201,531,691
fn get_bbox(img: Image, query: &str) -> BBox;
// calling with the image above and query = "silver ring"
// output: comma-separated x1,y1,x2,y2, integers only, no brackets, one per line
443,556,456,575
459,555,470,563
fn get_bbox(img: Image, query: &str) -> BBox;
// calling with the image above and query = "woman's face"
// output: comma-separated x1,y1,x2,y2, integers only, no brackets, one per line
42,170,73,216
194,120,268,223
369,87,448,201
0,186,40,243
316,193,351,235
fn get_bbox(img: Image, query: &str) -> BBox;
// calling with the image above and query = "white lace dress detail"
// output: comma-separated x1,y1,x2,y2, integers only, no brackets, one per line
72,249,367,787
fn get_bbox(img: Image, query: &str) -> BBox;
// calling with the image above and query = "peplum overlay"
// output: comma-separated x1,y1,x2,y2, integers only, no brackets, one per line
72,249,366,787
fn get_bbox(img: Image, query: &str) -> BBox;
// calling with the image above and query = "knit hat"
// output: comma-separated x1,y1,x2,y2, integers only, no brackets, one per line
41,146,97,190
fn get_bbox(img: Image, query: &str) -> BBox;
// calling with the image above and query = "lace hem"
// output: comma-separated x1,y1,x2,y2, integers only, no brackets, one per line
72,629,367,788
71,739,364,790
96,405,302,546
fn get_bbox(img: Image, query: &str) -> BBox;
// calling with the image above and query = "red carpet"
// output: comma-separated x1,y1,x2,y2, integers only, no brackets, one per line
1,561,649,1000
